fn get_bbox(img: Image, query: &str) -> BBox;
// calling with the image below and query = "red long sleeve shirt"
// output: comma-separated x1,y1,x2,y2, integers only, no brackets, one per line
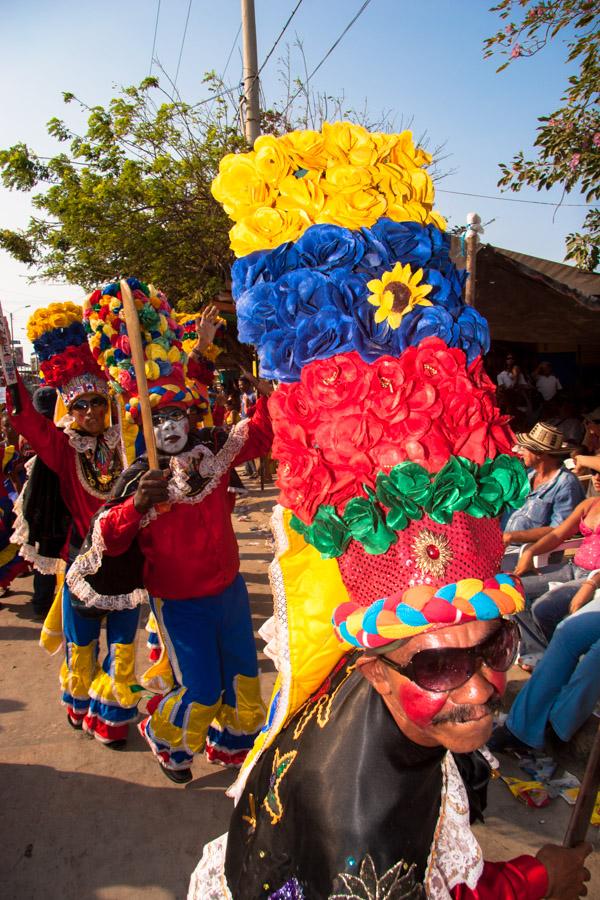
7,379,106,540
99,396,273,599
453,856,548,899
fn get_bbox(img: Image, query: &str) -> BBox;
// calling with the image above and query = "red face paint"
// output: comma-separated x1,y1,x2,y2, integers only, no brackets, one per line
398,680,447,728
484,668,506,697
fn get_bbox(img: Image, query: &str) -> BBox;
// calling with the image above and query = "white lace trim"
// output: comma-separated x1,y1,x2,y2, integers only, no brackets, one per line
11,457,63,575
187,833,231,900
424,752,484,898
139,420,249,524
63,422,121,454
227,504,291,805
66,508,149,611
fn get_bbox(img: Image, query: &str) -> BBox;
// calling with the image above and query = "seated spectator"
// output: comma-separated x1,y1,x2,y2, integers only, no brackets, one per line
534,361,562,404
502,422,585,569
489,588,600,754
546,393,585,447
581,406,600,455
513,473,600,648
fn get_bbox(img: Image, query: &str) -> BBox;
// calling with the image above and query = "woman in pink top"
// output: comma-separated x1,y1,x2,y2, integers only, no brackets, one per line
514,470,600,642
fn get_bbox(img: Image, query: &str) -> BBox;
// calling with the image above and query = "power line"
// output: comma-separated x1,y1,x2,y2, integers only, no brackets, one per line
149,0,161,75
437,188,594,208
174,0,194,89
222,23,242,81
280,0,374,118
257,0,305,79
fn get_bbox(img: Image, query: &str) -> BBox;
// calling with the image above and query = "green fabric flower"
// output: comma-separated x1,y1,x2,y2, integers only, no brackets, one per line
376,461,432,531
343,491,397,555
489,455,529,509
289,507,351,559
138,304,160,330
426,457,477,524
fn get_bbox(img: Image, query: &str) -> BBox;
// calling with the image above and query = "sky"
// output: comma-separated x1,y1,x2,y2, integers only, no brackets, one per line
0,0,591,355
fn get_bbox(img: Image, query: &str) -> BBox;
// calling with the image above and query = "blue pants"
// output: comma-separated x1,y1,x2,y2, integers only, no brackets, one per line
61,584,141,742
144,574,265,769
516,561,590,649
507,597,600,749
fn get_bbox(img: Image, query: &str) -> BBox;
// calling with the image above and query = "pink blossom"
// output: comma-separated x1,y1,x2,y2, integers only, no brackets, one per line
569,153,581,170
593,133,600,148
510,43,522,58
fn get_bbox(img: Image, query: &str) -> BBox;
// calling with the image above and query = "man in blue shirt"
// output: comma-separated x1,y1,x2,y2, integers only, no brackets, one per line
502,422,585,570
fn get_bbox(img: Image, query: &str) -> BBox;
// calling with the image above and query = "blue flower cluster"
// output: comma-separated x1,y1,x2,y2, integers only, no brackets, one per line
230,219,490,382
33,321,87,362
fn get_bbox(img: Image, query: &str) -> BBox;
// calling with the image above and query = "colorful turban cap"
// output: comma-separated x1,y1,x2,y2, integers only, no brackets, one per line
84,278,197,420
212,122,528,651
27,302,108,408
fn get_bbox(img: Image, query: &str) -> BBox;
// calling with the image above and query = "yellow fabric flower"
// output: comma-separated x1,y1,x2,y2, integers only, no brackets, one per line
280,130,328,170
211,153,272,220
321,164,373,196
318,188,387,230
367,263,433,329
230,207,311,257
275,173,325,218
253,135,292,185
146,343,168,361
145,360,160,381
322,122,378,166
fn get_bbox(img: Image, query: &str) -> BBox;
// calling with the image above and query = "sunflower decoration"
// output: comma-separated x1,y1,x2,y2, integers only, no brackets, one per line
367,263,433,329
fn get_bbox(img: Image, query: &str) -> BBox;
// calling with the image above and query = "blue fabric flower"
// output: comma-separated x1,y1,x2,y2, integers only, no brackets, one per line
370,219,451,271
295,224,366,271
273,269,334,329
236,283,278,345
295,307,354,366
259,328,298,381
456,306,490,362
231,242,298,299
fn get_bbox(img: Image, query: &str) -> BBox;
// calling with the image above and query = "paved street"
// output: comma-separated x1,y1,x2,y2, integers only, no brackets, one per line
1,481,599,899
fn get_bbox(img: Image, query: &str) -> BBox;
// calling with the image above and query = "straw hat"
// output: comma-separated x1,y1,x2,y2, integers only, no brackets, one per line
515,422,570,455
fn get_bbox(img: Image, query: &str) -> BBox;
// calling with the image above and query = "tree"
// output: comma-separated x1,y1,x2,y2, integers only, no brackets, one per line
484,0,599,270
0,49,449,306
0,77,246,306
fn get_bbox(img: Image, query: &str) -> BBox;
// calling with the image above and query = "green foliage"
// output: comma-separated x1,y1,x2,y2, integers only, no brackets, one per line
484,1,599,270
0,77,247,306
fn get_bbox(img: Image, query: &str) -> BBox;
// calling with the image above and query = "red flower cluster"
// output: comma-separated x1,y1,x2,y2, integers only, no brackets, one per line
41,345,103,388
269,337,514,524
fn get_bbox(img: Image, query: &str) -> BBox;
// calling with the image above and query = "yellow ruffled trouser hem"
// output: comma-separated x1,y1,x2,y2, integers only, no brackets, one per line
60,641,100,700
211,674,266,735
150,688,221,753
88,643,141,709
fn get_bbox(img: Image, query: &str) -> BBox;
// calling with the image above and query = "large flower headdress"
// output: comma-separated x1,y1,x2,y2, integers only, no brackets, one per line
212,121,527,654
84,278,197,420
27,302,108,407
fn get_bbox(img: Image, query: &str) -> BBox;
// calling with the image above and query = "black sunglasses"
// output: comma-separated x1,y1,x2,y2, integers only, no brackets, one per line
71,396,107,412
152,408,187,425
379,620,519,693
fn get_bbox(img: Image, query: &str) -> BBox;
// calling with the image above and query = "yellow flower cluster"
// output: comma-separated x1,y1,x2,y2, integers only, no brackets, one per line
211,122,446,257
27,302,83,342
173,311,225,360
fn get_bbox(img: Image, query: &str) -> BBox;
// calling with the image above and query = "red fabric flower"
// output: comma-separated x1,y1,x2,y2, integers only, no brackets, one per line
276,445,335,523
268,382,320,436
301,352,370,409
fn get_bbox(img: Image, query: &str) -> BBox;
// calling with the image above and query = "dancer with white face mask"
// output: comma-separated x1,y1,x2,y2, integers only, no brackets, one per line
69,279,274,784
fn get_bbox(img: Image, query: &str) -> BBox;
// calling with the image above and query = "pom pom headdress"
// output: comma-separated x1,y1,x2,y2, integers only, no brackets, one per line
84,278,197,420
212,122,528,657
27,302,108,408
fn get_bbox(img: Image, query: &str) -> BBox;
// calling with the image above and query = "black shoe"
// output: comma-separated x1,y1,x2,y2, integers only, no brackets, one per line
104,738,128,751
158,763,193,784
67,714,83,731
487,723,532,755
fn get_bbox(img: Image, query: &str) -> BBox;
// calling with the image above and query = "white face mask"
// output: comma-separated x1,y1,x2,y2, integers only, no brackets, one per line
153,411,190,455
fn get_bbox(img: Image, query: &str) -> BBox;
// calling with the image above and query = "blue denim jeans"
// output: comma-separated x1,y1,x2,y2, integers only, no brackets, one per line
507,597,600,749
516,561,591,647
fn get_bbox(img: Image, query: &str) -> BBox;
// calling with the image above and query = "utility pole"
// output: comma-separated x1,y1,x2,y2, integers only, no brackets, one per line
241,0,260,146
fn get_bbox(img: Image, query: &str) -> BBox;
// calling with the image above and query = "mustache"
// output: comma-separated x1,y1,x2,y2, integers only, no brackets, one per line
431,693,502,725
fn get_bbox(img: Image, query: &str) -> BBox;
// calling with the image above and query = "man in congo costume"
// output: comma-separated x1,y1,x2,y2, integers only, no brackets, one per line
188,123,592,898
68,278,271,784
8,302,136,747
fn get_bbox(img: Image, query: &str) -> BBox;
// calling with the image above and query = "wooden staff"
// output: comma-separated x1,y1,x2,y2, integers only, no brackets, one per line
119,279,159,470
563,722,600,847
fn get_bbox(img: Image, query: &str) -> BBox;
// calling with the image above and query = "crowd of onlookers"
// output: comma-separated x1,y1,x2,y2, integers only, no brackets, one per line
491,350,600,757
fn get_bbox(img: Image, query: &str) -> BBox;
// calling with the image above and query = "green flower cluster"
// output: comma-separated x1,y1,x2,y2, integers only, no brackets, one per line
290,454,528,559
